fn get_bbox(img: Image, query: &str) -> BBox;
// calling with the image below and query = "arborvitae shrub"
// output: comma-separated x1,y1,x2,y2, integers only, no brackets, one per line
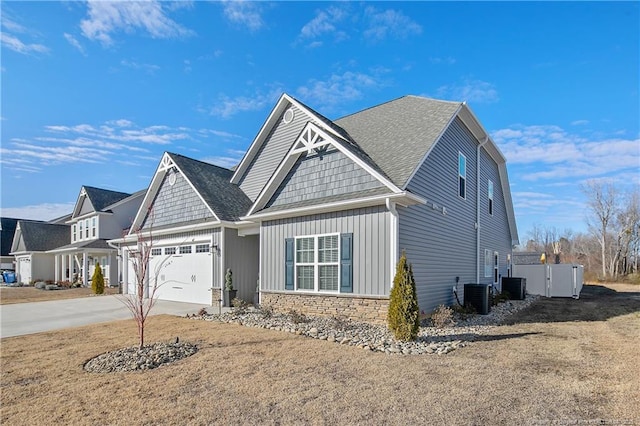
91,262,105,295
387,251,420,341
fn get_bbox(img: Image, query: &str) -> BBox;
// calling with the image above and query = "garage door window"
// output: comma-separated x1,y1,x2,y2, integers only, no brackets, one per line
165,247,176,255
179,246,192,254
195,244,209,253
151,248,162,256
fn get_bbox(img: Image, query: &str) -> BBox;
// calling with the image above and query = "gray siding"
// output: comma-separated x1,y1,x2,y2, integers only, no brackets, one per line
479,148,513,289
239,105,308,201
78,197,94,216
142,171,214,229
261,206,391,296
267,148,383,208
224,228,259,302
399,117,479,313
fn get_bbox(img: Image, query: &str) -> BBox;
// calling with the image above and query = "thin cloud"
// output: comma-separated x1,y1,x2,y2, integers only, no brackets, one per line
493,124,640,182
363,6,422,41
1,32,49,55
210,87,283,118
64,33,85,55
120,59,160,74
296,71,385,110
0,203,76,221
221,1,264,31
297,6,348,46
571,119,589,126
435,78,499,104
429,57,456,65
80,0,194,46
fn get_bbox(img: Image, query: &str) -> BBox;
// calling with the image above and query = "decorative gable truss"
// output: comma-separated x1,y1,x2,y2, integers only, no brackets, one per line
71,187,95,219
129,153,219,234
246,122,416,216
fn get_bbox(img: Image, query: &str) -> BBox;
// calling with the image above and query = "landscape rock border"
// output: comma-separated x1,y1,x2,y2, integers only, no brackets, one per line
192,295,539,355
84,342,198,373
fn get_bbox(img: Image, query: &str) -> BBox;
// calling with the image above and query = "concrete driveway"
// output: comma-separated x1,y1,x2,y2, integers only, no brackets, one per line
0,295,212,338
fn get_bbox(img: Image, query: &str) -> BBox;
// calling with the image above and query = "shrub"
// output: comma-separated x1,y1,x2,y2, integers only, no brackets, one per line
259,305,274,319
387,251,420,341
288,309,308,324
232,297,249,313
452,303,476,320
491,291,510,306
91,262,105,295
431,305,456,328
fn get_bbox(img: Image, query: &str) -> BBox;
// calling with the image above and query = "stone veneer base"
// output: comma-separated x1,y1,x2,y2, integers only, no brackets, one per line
260,292,389,325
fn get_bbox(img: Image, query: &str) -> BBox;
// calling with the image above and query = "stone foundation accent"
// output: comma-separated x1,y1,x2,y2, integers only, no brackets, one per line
211,289,222,307
260,292,389,325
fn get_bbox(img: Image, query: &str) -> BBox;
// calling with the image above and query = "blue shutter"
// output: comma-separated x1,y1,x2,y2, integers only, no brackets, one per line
340,233,353,293
285,238,294,290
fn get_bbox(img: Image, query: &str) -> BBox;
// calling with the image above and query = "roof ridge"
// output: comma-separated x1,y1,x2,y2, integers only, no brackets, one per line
167,152,234,174
82,185,131,196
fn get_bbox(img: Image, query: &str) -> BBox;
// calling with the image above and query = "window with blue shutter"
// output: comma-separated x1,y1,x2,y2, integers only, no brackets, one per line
285,238,294,290
340,233,353,293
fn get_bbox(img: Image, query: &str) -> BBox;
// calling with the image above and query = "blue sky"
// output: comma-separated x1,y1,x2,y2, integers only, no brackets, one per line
1,1,638,240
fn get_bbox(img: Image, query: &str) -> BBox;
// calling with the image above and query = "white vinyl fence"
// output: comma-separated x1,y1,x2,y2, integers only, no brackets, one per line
512,264,584,298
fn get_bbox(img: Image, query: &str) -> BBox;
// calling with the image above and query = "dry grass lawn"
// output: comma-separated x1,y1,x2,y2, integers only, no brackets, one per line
0,286,118,305
1,284,639,425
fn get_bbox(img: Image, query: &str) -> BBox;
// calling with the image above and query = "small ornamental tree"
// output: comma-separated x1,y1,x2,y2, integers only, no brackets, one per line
387,251,420,341
91,262,105,295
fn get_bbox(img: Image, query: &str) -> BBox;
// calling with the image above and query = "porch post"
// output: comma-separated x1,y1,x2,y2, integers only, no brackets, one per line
82,252,88,286
54,255,60,283
61,255,67,282
122,249,128,294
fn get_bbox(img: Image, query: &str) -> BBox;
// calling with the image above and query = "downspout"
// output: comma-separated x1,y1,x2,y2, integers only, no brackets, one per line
386,198,399,289
476,136,489,283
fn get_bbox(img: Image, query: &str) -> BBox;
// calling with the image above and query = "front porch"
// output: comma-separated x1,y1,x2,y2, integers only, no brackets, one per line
48,241,118,287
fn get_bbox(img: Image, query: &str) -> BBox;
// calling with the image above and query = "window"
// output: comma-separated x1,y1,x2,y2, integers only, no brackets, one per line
458,152,466,199
294,234,340,292
195,244,210,253
484,249,492,278
79,222,83,240
179,245,192,254
488,180,494,215
165,247,176,255
85,219,89,238
92,217,96,237
151,248,162,256
72,225,76,242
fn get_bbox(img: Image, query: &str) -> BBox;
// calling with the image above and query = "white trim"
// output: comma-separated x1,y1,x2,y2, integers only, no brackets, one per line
242,191,425,222
386,198,399,289
476,137,489,283
247,121,403,216
109,220,222,245
294,233,341,294
220,226,226,295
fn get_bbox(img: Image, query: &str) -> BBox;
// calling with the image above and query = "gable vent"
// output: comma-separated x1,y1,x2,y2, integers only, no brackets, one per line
283,108,294,124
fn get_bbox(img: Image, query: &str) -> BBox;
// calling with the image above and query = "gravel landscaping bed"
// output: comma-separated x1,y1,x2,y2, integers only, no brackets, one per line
193,294,539,355
84,342,198,373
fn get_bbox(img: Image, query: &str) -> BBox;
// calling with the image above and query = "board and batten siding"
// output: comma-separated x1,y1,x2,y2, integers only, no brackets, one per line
478,148,513,288
239,104,308,201
261,206,391,296
142,171,214,229
224,228,259,302
399,117,478,314
267,148,383,208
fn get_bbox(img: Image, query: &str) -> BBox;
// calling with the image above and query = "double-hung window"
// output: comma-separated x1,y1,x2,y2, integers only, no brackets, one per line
72,225,76,242
488,180,494,215
85,219,89,238
294,234,341,292
79,221,83,241
92,217,97,237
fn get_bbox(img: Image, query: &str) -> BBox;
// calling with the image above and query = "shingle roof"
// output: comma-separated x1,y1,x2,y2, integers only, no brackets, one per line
14,220,70,252
51,239,113,251
1,218,20,256
83,186,132,212
169,153,253,221
258,187,392,214
334,96,462,188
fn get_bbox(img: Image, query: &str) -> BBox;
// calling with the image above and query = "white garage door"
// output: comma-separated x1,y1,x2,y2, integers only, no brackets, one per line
17,257,31,285
149,244,212,304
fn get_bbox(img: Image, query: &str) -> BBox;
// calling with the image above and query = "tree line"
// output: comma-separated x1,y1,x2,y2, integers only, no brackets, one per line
519,180,640,282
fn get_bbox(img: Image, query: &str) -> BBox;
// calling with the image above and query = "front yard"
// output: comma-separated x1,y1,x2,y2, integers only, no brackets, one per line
1,284,638,425
0,286,118,305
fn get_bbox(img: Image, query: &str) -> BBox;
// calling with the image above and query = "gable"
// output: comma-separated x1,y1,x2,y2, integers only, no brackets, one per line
77,196,95,216
237,103,308,201
265,147,385,210
141,169,215,229
11,228,26,253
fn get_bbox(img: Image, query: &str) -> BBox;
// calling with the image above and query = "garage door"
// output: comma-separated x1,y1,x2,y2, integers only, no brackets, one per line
17,257,31,285
149,244,212,304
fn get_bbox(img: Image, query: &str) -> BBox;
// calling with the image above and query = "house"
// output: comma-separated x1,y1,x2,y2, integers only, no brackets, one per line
10,220,70,284
113,94,518,323
1,218,19,271
46,186,144,286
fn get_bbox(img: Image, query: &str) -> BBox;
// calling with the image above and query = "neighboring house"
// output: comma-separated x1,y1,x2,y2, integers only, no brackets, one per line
10,220,70,284
114,94,518,323
47,186,144,286
1,218,19,270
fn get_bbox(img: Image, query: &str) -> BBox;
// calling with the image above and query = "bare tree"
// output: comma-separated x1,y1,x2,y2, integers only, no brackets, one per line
582,180,618,279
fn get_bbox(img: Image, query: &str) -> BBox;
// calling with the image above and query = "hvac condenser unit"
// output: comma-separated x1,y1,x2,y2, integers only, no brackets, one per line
464,284,491,315
501,277,527,300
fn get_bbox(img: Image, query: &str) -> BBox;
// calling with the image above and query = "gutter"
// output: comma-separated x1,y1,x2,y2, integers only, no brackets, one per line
476,136,489,283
